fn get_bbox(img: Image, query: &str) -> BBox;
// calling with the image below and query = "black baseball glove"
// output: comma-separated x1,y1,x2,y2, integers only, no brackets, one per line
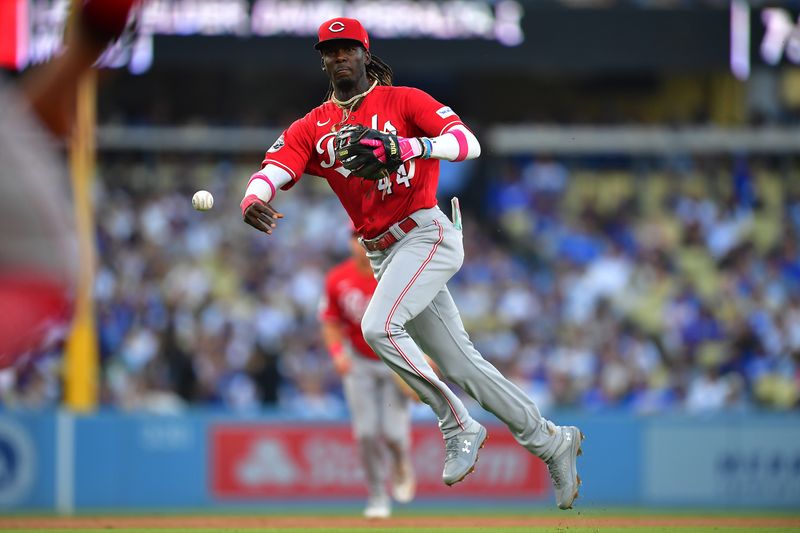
335,125,402,181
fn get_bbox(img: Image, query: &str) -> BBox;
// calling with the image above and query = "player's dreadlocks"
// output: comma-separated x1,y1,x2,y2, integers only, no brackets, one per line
324,54,393,102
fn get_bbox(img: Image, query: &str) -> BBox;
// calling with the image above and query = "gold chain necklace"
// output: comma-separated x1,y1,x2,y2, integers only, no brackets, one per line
331,80,378,132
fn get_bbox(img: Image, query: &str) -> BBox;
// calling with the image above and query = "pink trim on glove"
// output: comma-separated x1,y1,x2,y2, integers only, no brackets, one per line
360,137,422,164
240,194,263,217
449,129,469,162
360,138,386,163
398,137,422,161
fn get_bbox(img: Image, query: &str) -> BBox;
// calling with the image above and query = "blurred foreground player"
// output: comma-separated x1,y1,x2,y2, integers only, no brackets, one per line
241,17,584,509
0,0,139,367
320,230,416,519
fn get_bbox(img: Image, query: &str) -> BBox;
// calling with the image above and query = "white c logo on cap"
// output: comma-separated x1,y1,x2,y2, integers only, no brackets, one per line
328,21,345,32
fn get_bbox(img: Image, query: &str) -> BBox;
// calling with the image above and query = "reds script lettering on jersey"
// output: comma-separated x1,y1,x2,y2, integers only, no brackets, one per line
261,86,464,239
319,258,379,360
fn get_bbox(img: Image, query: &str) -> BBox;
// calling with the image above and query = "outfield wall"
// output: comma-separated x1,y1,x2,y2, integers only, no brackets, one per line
0,411,798,511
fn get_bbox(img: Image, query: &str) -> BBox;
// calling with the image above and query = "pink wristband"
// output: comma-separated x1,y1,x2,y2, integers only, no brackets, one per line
329,342,345,360
240,194,262,217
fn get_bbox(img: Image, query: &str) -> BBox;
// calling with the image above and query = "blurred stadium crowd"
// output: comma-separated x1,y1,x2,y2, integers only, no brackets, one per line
2,151,798,415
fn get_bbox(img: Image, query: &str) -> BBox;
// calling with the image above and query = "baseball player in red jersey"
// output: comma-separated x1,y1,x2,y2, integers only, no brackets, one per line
241,18,584,509
320,230,415,518
0,0,140,367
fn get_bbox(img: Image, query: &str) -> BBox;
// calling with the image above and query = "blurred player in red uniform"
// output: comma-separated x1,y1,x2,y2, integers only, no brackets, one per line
320,229,415,519
241,18,584,509
0,0,139,368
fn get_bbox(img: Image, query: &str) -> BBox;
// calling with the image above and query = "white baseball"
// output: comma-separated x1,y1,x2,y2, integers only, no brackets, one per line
192,190,214,211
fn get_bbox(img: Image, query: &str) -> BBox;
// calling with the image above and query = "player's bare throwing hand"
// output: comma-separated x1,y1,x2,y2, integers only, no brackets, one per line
241,18,584,510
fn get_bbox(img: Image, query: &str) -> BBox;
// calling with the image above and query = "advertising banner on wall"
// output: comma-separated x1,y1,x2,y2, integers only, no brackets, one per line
644,420,800,507
210,423,550,499
0,413,56,510
0,417,36,507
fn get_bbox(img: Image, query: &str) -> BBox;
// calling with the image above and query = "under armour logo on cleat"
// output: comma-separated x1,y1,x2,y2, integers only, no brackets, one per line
462,440,472,453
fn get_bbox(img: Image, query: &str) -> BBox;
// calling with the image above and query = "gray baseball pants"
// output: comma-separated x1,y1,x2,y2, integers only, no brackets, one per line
361,206,562,461
342,354,411,500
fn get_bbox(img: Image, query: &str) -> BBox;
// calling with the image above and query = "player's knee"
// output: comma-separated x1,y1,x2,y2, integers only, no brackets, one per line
437,363,467,387
385,437,410,453
361,311,388,347
357,434,381,449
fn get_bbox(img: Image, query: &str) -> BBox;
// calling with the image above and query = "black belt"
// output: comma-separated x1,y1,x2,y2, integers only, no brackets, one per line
361,218,418,252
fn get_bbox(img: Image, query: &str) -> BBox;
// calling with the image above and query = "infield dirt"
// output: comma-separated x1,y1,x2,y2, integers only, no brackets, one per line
2,514,799,530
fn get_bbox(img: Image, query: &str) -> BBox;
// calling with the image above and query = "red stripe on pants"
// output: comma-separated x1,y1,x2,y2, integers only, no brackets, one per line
383,220,465,430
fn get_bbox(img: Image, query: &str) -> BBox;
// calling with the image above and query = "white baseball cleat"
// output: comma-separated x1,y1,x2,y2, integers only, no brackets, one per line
392,458,416,503
363,496,391,519
545,426,585,510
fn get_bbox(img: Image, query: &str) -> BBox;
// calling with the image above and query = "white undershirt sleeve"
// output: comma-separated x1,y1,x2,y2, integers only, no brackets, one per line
244,164,293,204
425,124,481,162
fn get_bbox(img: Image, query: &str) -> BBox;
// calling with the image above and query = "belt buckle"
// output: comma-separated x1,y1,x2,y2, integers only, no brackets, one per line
361,235,380,252
362,218,412,252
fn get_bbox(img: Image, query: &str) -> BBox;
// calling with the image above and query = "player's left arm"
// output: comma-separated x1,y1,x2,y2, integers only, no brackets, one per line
402,87,481,163
374,122,479,165
349,89,479,172
417,124,481,162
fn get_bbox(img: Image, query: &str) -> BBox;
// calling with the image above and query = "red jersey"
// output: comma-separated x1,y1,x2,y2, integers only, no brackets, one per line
261,85,465,238
319,258,379,360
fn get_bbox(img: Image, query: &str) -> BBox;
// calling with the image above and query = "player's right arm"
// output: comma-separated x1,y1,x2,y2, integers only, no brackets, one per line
321,320,352,376
318,275,352,376
241,116,314,234
241,173,286,234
